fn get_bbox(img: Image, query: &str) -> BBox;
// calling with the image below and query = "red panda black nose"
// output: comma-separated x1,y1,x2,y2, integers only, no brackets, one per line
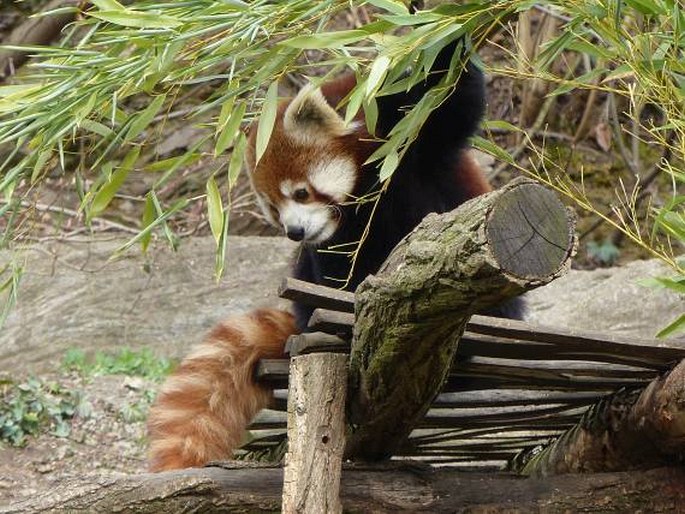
286,226,305,242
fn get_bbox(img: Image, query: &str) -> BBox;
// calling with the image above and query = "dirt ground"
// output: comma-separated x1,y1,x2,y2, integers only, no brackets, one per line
0,373,151,507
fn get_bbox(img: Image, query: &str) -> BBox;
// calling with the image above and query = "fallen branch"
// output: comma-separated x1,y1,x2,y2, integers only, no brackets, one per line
3,462,685,513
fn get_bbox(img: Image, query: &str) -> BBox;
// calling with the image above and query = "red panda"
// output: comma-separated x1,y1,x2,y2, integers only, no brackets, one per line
147,40,522,471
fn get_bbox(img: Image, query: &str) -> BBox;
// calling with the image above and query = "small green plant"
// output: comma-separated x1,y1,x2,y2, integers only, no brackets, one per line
0,377,86,447
62,347,174,382
587,239,620,267
118,389,158,423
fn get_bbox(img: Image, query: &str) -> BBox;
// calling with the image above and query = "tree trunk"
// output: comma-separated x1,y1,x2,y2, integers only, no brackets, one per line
4,462,685,513
347,178,577,459
520,358,685,475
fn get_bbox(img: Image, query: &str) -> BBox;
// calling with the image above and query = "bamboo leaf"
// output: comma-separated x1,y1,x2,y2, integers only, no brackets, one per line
79,119,114,137
214,211,230,279
214,101,246,156
283,30,369,49
90,0,125,10
140,192,156,254
482,120,522,133
379,148,399,182
228,132,246,189
364,97,379,135
206,176,224,244
255,81,278,165
366,55,391,96
126,94,166,141
88,10,182,29
657,314,685,338
89,147,140,219
640,276,685,294
471,136,515,166
366,0,409,15
31,150,52,183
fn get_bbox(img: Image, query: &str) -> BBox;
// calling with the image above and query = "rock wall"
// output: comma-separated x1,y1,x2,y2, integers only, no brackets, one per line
0,236,296,374
0,236,681,374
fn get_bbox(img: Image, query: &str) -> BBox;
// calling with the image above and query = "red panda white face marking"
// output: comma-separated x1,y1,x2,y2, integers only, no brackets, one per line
246,83,362,245
307,158,356,203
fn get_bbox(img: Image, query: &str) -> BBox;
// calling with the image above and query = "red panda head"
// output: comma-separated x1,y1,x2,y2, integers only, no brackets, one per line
245,86,364,244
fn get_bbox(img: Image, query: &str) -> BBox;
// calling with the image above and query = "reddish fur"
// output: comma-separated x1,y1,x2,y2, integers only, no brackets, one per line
455,151,491,198
148,66,493,472
320,73,358,110
245,77,376,213
147,309,296,471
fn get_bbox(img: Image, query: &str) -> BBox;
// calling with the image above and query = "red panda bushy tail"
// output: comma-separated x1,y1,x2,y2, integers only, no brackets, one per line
147,308,296,471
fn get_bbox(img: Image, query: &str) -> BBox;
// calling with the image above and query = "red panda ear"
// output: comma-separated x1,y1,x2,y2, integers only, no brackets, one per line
283,85,355,142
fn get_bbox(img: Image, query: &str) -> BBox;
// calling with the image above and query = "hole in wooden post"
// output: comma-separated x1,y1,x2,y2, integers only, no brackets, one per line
321,435,329,444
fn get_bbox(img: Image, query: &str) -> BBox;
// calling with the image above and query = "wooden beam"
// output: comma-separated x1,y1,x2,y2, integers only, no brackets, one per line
279,278,354,313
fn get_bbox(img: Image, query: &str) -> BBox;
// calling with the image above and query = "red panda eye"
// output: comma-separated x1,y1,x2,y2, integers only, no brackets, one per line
293,188,309,202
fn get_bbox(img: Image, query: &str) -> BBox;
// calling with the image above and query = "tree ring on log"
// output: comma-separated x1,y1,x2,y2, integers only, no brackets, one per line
486,183,574,279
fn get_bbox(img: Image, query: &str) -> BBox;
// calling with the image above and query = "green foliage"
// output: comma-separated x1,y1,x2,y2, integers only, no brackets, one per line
0,377,85,447
62,347,174,382
587,239,620,266
118,389,157,423
0,0,682,333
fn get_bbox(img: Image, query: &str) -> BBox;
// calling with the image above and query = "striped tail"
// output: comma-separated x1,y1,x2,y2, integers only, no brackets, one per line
147,308,296,471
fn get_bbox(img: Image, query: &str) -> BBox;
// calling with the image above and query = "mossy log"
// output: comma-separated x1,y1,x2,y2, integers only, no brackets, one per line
4,462,685,513
520,358,685,475
346,177,576,459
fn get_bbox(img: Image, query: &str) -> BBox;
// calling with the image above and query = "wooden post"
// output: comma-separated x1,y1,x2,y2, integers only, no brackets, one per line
282,352,348,514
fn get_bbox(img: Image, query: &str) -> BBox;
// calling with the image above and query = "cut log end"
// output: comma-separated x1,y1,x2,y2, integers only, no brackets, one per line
486,182,575,279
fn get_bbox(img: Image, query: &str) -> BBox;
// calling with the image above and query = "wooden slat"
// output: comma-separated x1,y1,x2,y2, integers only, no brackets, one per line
307,309,355,336
255,359,289,387
279,278,354,313
410,435,552,451
408,427,563,443
258,359,654,392
454,357,656,381
444,376,648,393
425,404,587,423
466,315,685,367
285,332,349,356
434,390,607,408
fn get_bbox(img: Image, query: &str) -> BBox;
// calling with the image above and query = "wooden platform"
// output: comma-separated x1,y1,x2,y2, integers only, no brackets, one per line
248,278,685,469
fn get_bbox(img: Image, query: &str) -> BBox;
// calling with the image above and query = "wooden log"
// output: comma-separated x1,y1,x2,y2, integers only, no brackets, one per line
5,462,685,513
520,358,685,475
347,178,576,460
282,353,348,514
